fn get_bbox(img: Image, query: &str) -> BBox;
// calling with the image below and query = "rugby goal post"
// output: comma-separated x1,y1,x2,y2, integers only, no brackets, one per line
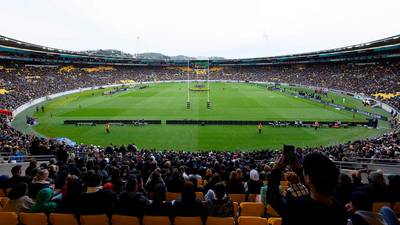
186,58,211,109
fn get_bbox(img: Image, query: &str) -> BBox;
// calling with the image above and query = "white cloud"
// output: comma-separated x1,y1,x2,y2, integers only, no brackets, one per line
0,0,399,58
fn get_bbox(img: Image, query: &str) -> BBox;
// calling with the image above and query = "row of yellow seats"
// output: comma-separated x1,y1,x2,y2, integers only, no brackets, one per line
0,213,282,225
1,198,280,218
164,192,263,203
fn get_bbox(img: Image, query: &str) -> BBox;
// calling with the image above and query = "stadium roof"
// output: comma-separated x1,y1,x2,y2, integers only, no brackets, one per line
0,34,400,66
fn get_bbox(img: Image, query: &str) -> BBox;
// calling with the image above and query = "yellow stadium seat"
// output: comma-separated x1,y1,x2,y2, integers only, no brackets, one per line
0,212,18,225
266,205,280,217
20,213,48,225
49,213,79,225
247,194,259,202
80,214,109,225
195,192,205,201
238,216,268,225
174,216,203,225
268,217,282,225
166,192,181,201
0,197,10,208
392,202,400,215
0,189,6,197
142,216,171,225
228,194,245,203
111,215,140,225
233,202,239,218
240,202,265,217
280,186,288,194
206,216,234,225
373,202,392,213
87,187,98,193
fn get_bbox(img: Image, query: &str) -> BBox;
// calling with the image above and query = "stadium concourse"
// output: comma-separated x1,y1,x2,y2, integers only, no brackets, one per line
0,63,400,225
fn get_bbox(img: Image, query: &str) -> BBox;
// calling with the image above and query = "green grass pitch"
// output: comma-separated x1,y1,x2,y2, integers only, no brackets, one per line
13,82,390,151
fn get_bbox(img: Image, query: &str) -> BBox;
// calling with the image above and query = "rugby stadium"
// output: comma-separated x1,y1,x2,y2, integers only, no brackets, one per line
0,1,400,225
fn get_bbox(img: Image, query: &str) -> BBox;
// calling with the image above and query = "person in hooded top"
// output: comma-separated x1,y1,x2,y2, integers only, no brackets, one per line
346,191,385,225
29,169,51,199
2,182,34,215
29,188,57,213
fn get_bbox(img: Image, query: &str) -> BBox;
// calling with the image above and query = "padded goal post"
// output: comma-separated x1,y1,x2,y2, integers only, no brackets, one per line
186,59,211,109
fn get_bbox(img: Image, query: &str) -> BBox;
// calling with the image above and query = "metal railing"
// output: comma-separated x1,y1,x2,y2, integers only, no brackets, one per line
0,153,56,163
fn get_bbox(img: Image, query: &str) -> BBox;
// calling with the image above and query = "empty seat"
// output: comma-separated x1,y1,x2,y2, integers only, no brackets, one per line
49,213,79,225
238,216,268,225
240,202,265,217
142,216,171,225
268,217,282,225
0,197,10,208
206,216,234,225
174,216,203,225
166,192,181,201
80,214,109,225
111,215,140,225
0,212,18,225
20,213,48,225
228,194,245,203
373,202,392,213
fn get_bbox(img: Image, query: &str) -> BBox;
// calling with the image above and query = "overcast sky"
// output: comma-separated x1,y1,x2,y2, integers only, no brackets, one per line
1,0,399,59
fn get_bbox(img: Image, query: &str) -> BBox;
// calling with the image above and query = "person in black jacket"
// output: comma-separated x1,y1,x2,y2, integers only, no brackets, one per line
173,181,206,217
56,175,82,213
267,152,347,225
145,183,172,216
77,189,117,217
225,171,245,194
116,177,149,217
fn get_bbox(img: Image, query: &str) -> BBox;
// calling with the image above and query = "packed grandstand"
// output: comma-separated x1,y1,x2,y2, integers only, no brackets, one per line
0,33,400,225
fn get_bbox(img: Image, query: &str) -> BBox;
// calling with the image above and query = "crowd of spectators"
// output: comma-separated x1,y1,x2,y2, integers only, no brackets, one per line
0,148,400,224
1,62,399,111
